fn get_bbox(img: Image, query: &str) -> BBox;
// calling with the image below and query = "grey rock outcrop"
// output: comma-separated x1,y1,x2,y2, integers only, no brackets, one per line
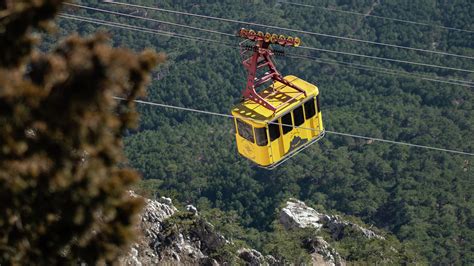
279,199,386,266
122,192,273,265
304,237,344,266
238,248,265,265
280,199,324,230
186,204,198,215
121,193,180,265
238,248,278,266
280,198,384,240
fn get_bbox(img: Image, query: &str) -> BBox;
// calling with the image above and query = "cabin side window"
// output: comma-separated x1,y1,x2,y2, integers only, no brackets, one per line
293,106,305,126
316,95,321,113
304,98,316,119
268,121,280,142
255,127,268,146
236,119,254,143
281,113,293,134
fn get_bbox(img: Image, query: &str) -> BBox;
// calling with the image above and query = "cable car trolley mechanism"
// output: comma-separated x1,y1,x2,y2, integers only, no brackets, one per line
231,28,325,169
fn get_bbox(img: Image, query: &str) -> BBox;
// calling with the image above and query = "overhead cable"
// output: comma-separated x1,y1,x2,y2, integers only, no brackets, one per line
298,45,474,74
286,53,474,87
59,14,236,47
63,4,474,74
101,1,474,60
64,3,235,37
59,14,474,88
279,1,474,34
114,97,474,156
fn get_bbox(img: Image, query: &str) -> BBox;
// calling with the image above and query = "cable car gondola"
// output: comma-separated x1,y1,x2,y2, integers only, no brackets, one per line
231,28,325,169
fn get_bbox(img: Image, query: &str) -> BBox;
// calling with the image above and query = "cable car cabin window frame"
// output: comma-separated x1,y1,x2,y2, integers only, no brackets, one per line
268,121,281,142
255,127,268,146
293,105,305,127
304,98,317,119
236,118,255,143
281,112,293,135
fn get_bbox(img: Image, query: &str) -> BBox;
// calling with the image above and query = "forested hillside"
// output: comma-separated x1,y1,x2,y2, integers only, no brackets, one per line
56,0,473,263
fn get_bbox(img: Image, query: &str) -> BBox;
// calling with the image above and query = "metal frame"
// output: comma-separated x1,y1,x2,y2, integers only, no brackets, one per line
239,40,306,112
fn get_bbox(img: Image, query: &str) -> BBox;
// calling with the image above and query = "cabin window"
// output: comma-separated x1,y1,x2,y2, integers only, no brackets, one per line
304,99,316,119
316,95,321,113
281,113,293,134
236,119,254,143
293,106,305,126
268,121,280,141
255,127,268,146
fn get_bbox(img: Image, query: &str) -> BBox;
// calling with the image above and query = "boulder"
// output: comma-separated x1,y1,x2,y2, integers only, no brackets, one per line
280,198,384,240
121,193,244,264
279,198,387,265
304,237,345,266
238,248,265,265
280,198,324,230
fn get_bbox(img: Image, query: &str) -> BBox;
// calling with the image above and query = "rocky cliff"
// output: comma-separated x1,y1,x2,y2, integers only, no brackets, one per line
121,192,274,265
279,198,386,265
122,194,397,265
280,198,384,240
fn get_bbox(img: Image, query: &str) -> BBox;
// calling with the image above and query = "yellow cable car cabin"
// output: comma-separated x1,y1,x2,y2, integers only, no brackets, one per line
233,28,325,168
231,75,324,169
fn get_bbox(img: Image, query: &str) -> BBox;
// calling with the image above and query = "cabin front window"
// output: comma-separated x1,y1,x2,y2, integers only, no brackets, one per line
268,121,280,141
281,113,293,134
293,106,305,126
304,99,316,119
316,95,320,113
255,127,268,146
236,119,254,143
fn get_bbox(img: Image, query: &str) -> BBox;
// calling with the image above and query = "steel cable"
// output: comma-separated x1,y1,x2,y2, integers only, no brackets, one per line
279,1,474,34
59,14,474,88
62,4,474,74
100,1,474,60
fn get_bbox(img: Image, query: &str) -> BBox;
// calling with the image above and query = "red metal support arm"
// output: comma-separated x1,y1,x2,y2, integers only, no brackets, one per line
239,30,306,112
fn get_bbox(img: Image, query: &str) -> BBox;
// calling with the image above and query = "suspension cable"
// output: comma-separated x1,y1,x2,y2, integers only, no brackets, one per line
58,14,474,88
298,45,474,74
59,14,237,47
279,1,474,34
64,3,235,37
114,97,474,156
63,4,474,75
101,1,474,60
286,53,474,87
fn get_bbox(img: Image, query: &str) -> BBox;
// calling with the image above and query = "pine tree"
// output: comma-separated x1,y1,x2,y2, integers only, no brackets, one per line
0,1,164,263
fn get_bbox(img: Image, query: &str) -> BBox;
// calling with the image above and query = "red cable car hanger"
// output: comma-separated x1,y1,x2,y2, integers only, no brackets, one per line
238,28,305,112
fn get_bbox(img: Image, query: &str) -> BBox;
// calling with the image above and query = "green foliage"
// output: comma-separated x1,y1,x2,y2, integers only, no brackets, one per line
263,224,312,264
200,208,247,243
161,211,197,237
326,226,424,264
132,178,164,199
0,1,162,264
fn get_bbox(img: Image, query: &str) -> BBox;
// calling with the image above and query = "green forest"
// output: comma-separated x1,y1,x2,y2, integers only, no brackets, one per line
52,0,473,263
